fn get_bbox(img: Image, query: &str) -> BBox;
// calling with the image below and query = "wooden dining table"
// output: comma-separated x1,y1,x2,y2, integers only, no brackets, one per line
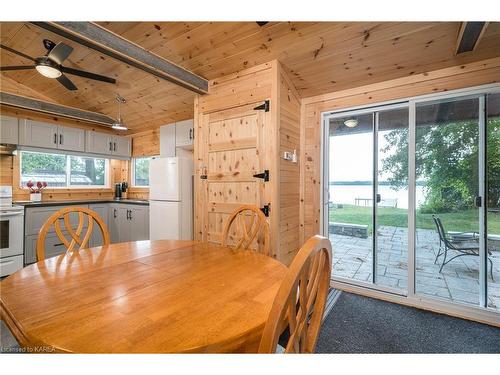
0,240,287,353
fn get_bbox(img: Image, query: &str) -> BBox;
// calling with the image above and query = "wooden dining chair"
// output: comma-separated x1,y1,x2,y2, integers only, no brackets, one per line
258,235,332,353
36,206,110,261
221,205,271,256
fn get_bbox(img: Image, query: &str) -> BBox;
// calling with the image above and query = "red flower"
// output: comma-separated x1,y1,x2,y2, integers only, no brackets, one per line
26,180,34,189
42,181,47,188
36,181,43,189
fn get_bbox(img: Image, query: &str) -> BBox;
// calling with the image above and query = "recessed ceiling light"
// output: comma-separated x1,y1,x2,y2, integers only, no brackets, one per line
344,119,359,128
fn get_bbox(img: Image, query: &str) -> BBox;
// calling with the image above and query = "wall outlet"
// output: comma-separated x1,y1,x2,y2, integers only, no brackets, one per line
283,149,298,163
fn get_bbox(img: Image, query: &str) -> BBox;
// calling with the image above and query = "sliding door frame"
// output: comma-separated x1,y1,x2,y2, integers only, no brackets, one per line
320,82,500,326
322,102,408,296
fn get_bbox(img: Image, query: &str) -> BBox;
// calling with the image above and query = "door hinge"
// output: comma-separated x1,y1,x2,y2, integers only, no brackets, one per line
261,204,270,217
253,100,270,112
253,169,269,182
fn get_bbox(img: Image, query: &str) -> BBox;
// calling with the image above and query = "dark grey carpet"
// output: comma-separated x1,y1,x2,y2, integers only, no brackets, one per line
316,292,500,353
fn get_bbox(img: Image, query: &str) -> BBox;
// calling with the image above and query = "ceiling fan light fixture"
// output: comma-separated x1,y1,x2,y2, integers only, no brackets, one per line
35,64,62,78
35,57,62,78
344,119,359,128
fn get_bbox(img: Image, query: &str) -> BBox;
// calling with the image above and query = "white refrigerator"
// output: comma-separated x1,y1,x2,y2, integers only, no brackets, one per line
149,157,193,240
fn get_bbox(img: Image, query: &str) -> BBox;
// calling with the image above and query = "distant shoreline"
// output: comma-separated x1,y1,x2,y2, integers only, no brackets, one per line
330,181,426,186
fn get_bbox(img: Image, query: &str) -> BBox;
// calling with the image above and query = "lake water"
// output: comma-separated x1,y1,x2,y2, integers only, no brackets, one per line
329,184,426,209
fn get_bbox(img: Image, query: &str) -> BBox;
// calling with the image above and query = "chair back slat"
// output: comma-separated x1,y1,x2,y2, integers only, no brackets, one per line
222,205,271,256
259,235,332,353
36,206,110,261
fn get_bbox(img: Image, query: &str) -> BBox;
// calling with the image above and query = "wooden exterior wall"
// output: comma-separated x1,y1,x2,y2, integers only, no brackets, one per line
299,57,500,244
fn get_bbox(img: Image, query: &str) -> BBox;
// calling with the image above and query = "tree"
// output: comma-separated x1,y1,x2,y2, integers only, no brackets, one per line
380,118,499,213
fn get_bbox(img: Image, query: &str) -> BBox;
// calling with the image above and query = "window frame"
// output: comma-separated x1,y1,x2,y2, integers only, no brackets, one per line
131,156,154,188
19,150,110,189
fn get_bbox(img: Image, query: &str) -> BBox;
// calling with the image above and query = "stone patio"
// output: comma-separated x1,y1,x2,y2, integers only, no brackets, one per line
330,225,500,310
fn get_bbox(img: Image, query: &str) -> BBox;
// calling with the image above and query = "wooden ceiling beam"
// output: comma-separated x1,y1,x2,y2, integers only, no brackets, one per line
30,22,209,94
456,22,489,55
0,92,115,126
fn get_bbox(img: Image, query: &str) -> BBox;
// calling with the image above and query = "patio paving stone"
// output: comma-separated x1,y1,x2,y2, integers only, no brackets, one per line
331,225,500,312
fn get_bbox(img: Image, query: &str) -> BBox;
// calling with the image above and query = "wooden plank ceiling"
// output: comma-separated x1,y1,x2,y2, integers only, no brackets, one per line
1,22,499,134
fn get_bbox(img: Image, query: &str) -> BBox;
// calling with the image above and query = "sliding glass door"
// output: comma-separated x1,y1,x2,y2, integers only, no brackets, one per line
487,93,500,310
324,85,500,315
414,96,481,305
376,108,409,289
328,113,374,283
326,105,408,292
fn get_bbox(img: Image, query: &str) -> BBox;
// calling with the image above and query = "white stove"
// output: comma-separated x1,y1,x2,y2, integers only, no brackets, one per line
0,186,24,277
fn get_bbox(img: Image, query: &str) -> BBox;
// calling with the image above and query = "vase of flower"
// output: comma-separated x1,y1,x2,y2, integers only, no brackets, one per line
26,180,47,202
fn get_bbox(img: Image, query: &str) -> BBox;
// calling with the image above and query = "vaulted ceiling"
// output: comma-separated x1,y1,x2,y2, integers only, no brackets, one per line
1,22,499,133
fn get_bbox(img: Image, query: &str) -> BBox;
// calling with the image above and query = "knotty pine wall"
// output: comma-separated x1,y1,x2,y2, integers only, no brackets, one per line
193,60,302,264
277,64,302,265
299,57,500,244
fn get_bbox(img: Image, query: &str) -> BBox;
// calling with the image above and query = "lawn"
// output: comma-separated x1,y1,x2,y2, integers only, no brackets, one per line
329,204,500,234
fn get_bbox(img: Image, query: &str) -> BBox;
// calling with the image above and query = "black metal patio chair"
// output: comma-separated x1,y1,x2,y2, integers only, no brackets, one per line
432,215,494,280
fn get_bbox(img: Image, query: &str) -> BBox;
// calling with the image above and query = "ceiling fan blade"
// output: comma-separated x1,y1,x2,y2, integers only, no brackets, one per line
61,66,116,84
0,44,36,62
56,73,78,91
48,42,73,65
0,65,35,71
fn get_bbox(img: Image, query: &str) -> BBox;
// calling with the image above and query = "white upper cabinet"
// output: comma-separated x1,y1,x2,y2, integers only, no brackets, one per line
19,120,59,149
19,120,85,151
57,125,85,152
111,135,131,157
160,124,176,157
85,131,131,157
0,115,19,144
175,119,194,149
86,130,112,155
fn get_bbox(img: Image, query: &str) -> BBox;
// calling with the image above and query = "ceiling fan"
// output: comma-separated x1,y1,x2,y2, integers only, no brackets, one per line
0,39,116,91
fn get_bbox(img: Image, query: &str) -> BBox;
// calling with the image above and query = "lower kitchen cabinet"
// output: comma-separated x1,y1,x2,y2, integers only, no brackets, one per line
24,202,149,264
88,203,109,247
25,231,72,264
108,204,149,244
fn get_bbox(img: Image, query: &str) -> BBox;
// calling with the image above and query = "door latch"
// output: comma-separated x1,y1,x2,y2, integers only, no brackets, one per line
376,194,381,203
261,204,270,217
253,170,269,182
200,174,207,179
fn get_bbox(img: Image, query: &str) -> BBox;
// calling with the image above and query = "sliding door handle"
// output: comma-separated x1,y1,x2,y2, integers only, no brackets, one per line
474,196,482,208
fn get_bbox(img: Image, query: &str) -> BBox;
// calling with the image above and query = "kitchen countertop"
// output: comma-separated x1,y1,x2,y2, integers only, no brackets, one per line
14,199,150,208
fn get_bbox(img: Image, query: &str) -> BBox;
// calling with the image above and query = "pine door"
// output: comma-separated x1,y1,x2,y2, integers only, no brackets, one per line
196,102,273,253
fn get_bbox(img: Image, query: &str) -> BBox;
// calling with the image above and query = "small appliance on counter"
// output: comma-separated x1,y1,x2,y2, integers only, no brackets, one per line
114,181,128,200
0,186,24,277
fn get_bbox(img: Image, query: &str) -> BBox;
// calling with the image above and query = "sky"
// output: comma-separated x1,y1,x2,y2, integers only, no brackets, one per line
329,131,396,182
